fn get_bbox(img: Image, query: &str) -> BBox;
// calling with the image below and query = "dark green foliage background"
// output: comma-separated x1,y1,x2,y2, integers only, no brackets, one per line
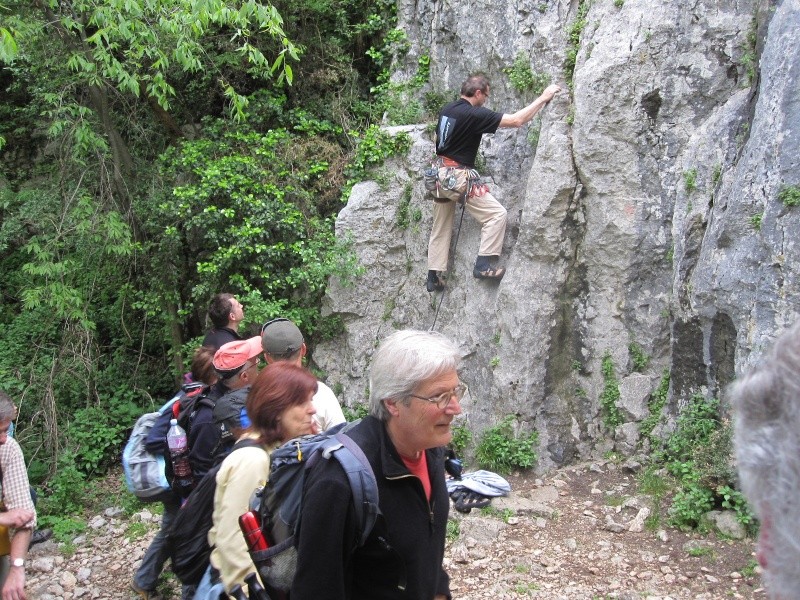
0,0,412,510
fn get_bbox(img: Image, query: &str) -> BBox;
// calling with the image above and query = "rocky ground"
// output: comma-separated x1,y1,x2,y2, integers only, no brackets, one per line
27,460,764,599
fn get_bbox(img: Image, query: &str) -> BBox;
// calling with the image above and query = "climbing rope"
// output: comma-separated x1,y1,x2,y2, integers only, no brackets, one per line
429,195,468,332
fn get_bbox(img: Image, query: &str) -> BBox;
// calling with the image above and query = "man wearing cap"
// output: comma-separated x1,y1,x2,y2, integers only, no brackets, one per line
202,293,245,350
195,337,262,463
261,318,346,432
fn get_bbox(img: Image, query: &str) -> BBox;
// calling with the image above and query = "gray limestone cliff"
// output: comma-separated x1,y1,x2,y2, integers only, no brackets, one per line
314,0,799,470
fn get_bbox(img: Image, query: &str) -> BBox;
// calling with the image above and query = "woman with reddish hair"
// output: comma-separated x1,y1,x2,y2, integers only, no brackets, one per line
197,362,319,598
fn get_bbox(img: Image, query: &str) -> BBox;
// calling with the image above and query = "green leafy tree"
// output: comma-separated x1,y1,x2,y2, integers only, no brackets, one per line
0,0,407,505
143,118,361,338
3,0,298,219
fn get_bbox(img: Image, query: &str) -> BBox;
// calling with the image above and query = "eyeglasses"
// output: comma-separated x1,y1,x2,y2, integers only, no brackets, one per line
408,382,468,409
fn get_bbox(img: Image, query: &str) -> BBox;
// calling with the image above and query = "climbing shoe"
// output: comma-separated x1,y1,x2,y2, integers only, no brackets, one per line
426,271,445,292
473,266,506,280
450,489,492,514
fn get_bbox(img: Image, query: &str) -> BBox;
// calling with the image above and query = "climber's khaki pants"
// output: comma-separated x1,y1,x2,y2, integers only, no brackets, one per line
427,191,507,272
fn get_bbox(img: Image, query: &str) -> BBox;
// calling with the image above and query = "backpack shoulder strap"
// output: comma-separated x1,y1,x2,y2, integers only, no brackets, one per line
195,395,216,410
232,437,261,452
325,432,380,546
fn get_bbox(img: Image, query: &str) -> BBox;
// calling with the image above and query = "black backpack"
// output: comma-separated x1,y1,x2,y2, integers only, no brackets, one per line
247,421,380,592
167,438,260,585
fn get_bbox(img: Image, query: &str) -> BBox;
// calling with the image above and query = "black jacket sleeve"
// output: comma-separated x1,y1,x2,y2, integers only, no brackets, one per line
187,406,219,479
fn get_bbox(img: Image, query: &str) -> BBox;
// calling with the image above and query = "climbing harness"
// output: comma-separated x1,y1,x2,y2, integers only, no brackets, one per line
423,157,485,203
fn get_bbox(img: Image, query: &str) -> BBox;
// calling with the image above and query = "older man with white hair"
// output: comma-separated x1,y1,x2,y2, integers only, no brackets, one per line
732,319,800,598
291,329,463,600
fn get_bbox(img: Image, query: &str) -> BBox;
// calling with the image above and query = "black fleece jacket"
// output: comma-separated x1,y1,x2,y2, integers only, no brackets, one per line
290,415,452,600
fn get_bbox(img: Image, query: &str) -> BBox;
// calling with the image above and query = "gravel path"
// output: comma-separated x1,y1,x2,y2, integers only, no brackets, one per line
27,460,764,599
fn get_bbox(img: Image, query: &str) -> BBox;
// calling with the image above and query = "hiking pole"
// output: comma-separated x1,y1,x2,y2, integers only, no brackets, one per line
229,584,248,600
244,572,272,600
430,196,467,332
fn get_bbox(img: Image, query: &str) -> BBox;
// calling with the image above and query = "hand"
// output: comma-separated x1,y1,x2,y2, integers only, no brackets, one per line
0,509,34,529
2,565,26,600
540,84,561,102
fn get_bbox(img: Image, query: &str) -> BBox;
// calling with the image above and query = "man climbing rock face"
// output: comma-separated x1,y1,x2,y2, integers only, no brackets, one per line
426,73,560,292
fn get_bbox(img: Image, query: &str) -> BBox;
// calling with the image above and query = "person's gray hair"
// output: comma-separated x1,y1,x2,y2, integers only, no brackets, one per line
368,330,461,421
732,319,800,597
0,390,16,422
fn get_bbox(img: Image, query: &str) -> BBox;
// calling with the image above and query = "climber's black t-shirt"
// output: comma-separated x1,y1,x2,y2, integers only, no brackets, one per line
435,98,503,168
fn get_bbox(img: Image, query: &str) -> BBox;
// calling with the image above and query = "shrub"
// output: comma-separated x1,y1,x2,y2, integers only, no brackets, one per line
719,485,755,529
503,53,549,96
37,452,87,518
639,368,669,443
423,91,451,115
38,515,87,545
628,342,650,372
669,481,715,530
684,168,698,193
154,119,363,338
450,423,472,457
564,0,590,86
712,163,722,185
345,126,412,187
343,402,370,422
68,389,141,475
396,185,413,229
778,185,800,207
600,351,623,429
446,518,460,543
475,416,538,473
663,394,719,464
527,121,541,148
648,393,756,533
740,18,758,86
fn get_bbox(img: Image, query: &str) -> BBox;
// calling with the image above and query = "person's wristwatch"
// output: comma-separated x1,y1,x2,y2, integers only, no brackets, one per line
11,558,24,568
